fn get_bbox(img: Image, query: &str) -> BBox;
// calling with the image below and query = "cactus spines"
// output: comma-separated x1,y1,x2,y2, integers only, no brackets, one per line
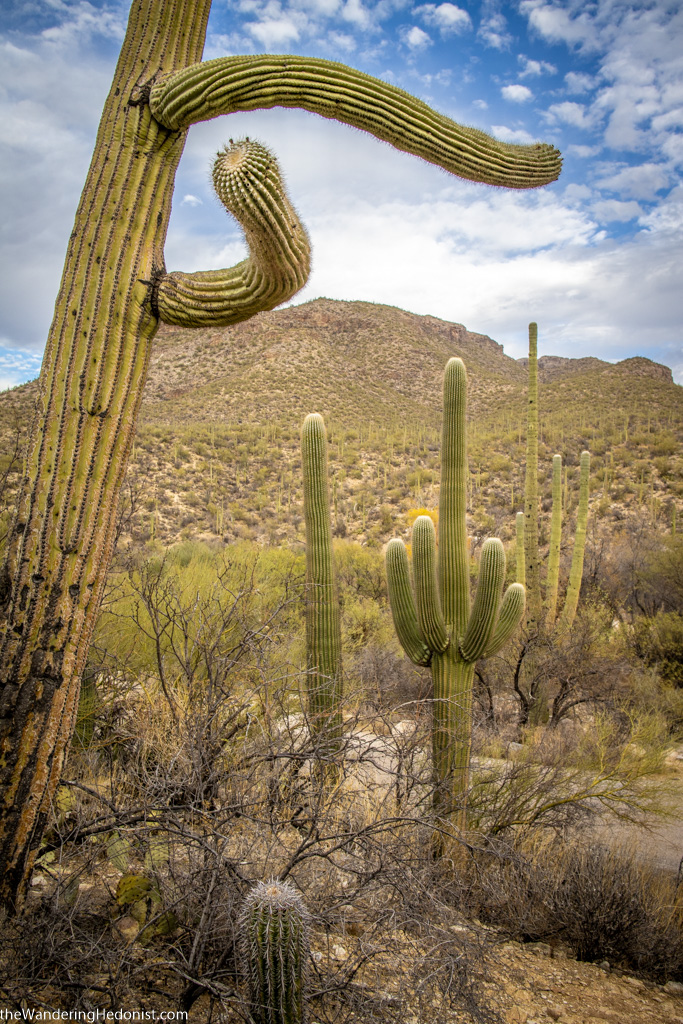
150,56,562,190
516,511,526,587
301,415,342,730
242,879,310,1024
156,139,310,327
386,359,525,823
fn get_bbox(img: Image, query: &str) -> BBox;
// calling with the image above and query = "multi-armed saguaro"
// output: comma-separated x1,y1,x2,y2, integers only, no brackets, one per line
386,359,525,824
0,0,561,912
521,323,591,723
301,414,342,737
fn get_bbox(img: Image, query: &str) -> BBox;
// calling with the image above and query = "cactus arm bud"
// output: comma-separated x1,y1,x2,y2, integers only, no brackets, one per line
155,139,310,327
439,357,470,637
484,583,526,658
460,538,506,662
545,453,563,626
150,55,562,189
516,510,526,587
386,539,432,667
412,515,449,654
301,414,342,725
559,451,591,630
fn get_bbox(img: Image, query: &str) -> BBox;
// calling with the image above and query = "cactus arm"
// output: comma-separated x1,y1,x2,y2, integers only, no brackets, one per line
439,358,470,638
155,139,310,327
412,515,449,654
516,510,526,587
560,450,591,630
150,56,562,189
545,453,563,626
301,414,342,724
460,538,506,662
524,322,542,632
484,583,526,658
385,539,432,667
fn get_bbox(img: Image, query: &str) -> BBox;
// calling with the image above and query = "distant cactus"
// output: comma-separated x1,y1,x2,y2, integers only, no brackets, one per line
520,323,591,723
301,414,342,735
242,879,310,1024
386,359,525,824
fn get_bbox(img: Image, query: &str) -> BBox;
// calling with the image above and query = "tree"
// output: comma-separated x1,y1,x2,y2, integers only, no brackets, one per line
0,0,561,913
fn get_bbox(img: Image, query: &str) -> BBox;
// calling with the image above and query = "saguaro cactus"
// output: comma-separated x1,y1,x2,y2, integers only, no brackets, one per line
0,0,560,912
242,879,310,1024
386,359,525,823
520,323,591,724
301,414,342,733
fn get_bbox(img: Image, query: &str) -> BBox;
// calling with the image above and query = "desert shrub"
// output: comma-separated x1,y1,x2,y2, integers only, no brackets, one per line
460,839,683,981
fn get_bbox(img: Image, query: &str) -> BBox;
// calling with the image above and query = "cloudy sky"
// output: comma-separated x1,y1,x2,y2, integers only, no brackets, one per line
1,0,682,389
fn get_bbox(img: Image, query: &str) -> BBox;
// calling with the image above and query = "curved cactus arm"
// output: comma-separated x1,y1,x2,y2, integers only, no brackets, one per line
515,510,526,587
150,55,562,189
155,139,310,327
386,539,432,667
302,414,342,723
439,357,471,637
460,538,506,662
484,583,526,658
412,515,449,654
560,450,591,631
545,453,563,626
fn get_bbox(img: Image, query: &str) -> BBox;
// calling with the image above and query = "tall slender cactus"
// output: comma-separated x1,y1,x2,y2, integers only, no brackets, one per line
520,323,591,725
386,359,525,825
301,414,342,734
0,0,560,913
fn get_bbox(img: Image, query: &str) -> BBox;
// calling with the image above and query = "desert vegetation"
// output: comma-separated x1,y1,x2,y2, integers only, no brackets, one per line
1,1,682,1021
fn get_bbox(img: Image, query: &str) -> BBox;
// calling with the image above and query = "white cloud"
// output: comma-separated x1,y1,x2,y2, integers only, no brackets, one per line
598,163,671,201
564,71,595,94
518,55,556,78
247,16,302,47
567,144,600,158
592,198,642,222
477,2,512,50
416,4,472,35
501,84,533,103
342,0,372,30
491,125,536,144
181,194,203,207
402,26,432,50
521,0,598,50
544,101,596,129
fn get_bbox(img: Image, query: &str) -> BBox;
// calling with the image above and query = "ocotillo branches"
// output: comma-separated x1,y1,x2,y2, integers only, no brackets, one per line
386,359,525,824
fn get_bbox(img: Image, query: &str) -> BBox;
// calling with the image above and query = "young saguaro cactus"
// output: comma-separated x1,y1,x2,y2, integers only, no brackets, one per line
386,359,525,824
242,879,310,1024
521,323,591,724
301,414,342,733
0,0,561,913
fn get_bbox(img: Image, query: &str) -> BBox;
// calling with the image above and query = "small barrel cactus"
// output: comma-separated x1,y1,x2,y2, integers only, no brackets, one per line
242,879,310,1024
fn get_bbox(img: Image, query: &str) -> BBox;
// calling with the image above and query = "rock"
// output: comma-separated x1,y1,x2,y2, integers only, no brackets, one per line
113,916,139,943
625,976,644,989
332,943,347,959
599,960,610,971
665,981,683,996
508,742,524,757
526,941,552,956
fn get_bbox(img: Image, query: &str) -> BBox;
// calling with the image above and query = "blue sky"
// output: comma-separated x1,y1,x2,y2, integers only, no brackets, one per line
1,0,682,389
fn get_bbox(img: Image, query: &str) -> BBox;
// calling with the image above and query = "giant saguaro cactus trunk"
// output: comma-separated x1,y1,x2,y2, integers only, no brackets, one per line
521,323,591,725
0,0,560,913
386,359,525,827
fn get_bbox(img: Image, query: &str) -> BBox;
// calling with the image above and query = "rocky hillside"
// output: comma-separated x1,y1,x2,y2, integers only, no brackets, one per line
1,299,681,550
